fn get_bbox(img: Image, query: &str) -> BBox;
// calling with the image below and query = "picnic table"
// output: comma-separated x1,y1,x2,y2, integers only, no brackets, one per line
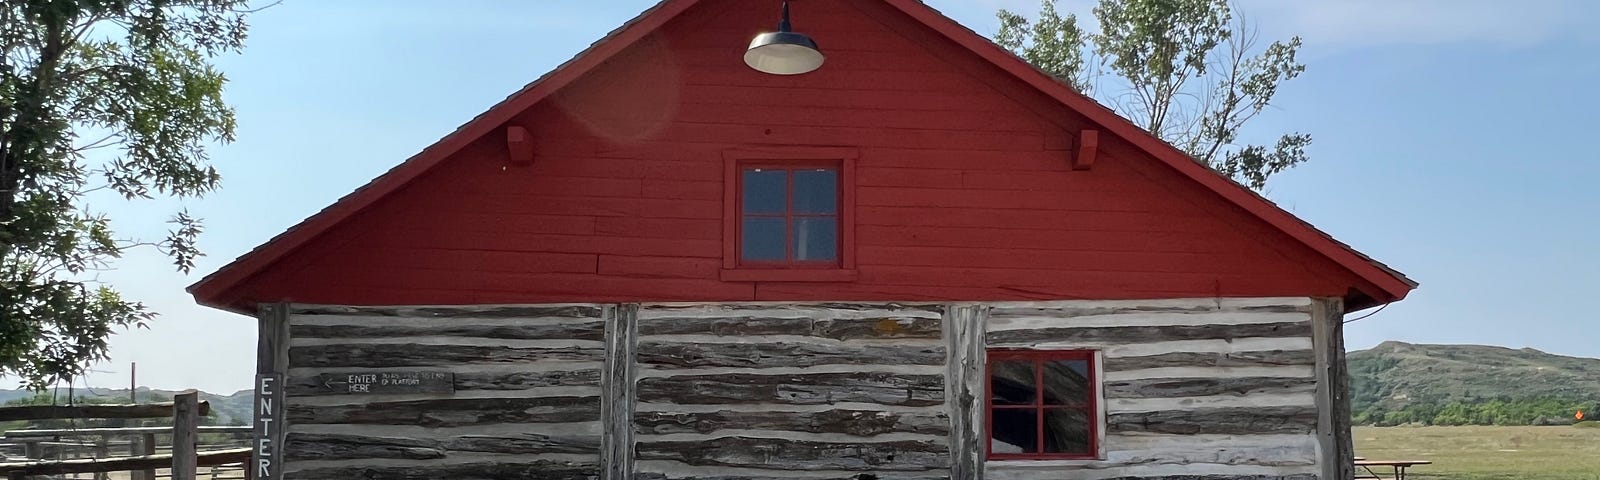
1355,459,1432,480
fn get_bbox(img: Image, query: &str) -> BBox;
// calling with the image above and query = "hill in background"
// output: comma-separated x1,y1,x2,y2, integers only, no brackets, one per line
0,387,253,426
1349,341,1600,426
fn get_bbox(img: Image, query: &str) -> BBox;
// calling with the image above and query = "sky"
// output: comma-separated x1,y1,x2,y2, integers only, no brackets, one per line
46,0,1600,394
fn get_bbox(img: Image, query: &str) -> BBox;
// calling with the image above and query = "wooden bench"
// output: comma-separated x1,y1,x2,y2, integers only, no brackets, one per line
1355,459,1432,480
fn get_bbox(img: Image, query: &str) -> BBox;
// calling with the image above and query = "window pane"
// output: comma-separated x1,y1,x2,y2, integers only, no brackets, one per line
991,408,1038,454
742,169,787,215
1042,360,1091,406
741,217,786,262
1042,408,1091,454
792,169,838,214
793,217,838,262
990,360,1036,406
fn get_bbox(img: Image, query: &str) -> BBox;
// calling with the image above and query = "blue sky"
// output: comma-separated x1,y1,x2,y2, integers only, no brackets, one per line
66,0,1600,393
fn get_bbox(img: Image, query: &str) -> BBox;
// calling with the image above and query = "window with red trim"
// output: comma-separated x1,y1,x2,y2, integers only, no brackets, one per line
987,349,1099,460
736,162,841,267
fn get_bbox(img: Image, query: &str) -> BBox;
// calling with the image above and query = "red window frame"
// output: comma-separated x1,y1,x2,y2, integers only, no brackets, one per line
721,148,857,283
986,349,1100,460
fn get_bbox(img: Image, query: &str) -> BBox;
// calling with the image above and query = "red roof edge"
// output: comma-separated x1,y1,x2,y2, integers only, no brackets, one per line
879,0,1415,309
191,0,1415,313
185,0,708,311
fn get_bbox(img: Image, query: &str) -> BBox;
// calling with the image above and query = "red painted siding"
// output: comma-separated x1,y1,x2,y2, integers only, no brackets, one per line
218,0,1374,307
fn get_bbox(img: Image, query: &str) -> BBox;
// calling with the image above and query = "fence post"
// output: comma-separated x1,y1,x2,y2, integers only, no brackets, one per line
133,431,158,480
172,391,200,480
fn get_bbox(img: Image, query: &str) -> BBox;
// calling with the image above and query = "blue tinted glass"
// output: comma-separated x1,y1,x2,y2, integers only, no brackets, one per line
743,169,787,215
741,217,786,262
793,217,838,262
792,169,838,214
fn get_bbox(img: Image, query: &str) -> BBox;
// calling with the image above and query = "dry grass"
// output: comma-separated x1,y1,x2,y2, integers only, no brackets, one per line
1354,425,1600,480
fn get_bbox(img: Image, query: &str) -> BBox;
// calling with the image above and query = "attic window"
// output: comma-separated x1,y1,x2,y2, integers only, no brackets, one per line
740,164,839,264
721,148,857,282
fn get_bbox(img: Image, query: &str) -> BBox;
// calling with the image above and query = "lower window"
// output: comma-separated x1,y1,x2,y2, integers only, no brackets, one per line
987,349,1099,460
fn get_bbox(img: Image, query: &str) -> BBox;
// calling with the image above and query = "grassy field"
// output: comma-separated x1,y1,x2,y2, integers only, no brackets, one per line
1354,425,1600,480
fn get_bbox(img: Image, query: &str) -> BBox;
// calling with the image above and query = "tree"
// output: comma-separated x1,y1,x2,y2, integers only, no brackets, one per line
0,1,256,391
996,0,1309,190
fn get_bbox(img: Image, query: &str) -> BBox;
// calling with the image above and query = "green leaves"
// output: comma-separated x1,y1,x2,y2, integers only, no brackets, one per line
995,0,1311,191
0,0,252,390
997,0,1090,92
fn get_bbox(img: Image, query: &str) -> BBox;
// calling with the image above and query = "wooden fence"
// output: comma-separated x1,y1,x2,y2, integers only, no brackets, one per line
0,392,252,480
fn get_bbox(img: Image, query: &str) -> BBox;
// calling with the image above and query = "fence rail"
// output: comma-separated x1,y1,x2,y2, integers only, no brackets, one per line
0,392,250,480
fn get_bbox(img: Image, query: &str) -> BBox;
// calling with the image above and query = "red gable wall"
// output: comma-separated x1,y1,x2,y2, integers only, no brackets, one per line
215,0,1381,309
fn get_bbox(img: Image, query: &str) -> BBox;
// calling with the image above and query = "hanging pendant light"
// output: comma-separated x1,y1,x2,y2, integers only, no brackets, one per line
744,1,825,75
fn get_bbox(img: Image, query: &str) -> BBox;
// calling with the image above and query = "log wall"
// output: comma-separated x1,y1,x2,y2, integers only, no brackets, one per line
632,303,951,479
983,297,1323,480
268,297,1336,479
278,305,608,479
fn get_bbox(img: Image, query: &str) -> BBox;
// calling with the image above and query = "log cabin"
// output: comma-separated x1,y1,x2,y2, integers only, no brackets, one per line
187,1,1417,479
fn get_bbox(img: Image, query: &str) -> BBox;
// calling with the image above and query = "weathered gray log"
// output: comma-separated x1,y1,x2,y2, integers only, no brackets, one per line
637,373,943,406
601,304,638,480
285,432,600,460
258,303,290,480
289,343,602,368
459,369,602,390
943,304,986,480
0,402,209,422
636,436,948,471
637,316,942,340
634,409,949,436
170,392,199,480
988,304,1309,318
632,474,949,480
1313,297,1354,480
289,304,603,318
291,322,605,341
1104,350,1315,371
1102,377,1317,399
986,321,1312,345
637,342,945,368
286,369,602,396
1107,406,1318,435
282,460,599,480
285,396,600,427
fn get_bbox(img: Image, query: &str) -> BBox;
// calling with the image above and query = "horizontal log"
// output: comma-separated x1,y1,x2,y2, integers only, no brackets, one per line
642,303,943,317
0,425,249,438
637,342,945,368
456,369,603,390
986,321,1311,346
0,448,248,475
1104,350,1315,371
987,304,1307,318
638,316,942,340
289,304,603,318
289,343,602,368
637,436,948,471
634,409,949,436
1107,406,1318,435
638,373,944,406
283,460,599,480
285,369,602,396
285,432,600,460
290,321,605,341
286,396,599,427
1103,377,1318,399
633,473,949,480
0,402,208,422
